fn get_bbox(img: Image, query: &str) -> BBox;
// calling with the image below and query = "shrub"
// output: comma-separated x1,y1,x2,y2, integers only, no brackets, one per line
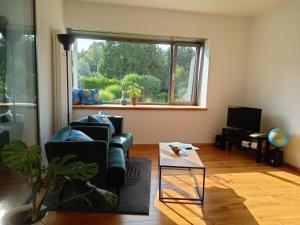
121,73,142,91
156,91,168,102
99,90,115,102
79,75,120,90
140,75,161,98
105,85,122,99
127,83,142,97
121,73,162,99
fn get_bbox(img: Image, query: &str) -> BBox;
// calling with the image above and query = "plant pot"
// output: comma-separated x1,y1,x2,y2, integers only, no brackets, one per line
131,97,137,105
2,205,47,225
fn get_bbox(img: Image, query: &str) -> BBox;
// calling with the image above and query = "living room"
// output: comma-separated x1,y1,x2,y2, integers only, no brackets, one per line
0,0,300,224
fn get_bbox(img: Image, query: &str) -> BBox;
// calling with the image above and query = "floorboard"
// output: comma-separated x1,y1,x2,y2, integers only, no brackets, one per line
1,146,300,225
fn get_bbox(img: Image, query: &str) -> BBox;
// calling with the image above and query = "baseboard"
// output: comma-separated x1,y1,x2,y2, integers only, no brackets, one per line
284,162,300,173
133,143,214,148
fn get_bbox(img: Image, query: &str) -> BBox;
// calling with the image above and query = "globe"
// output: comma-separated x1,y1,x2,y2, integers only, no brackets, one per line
268,128,289,148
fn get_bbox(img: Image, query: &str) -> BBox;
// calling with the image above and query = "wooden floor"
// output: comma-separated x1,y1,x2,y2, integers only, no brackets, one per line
1,146,300,225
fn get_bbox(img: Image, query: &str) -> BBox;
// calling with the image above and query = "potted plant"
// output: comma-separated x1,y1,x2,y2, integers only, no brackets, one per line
127,83,142,105
1,140,118,225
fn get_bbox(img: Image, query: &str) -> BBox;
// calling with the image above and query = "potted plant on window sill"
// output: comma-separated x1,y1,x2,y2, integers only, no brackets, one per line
127,83,142,106
1,141,118,225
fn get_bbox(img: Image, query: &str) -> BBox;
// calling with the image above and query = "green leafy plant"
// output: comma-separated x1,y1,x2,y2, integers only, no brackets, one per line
1,140,118,224
121,73,142,91
127,83,142,98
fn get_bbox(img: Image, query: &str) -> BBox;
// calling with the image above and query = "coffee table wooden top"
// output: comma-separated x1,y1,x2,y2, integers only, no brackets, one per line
159,143,205,168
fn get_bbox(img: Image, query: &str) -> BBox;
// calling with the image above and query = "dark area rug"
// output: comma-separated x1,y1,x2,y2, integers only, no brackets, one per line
42,157,152,215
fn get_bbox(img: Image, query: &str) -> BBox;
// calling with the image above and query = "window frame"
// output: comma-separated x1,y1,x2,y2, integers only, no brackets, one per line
71,31,204,106
169,42,202,106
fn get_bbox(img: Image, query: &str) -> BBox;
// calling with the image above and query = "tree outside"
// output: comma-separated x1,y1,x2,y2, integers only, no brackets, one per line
0,32,37,103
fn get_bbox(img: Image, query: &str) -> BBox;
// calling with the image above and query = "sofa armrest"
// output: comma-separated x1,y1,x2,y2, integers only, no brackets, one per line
45,141,109,176
107,147,126,187
72,125,111,143
108,115,123,134
70,121,109,128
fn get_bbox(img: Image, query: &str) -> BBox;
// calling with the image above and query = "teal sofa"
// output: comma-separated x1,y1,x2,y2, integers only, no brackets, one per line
45,126,126,194
70,115,133,158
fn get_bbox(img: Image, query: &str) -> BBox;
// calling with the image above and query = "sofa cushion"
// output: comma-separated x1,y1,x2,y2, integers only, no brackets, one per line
110,133,133,153
107,147,126,187
88,112,115,135
79,88,103,105
72,88,81,105
49,127,73,142
65,129,94,142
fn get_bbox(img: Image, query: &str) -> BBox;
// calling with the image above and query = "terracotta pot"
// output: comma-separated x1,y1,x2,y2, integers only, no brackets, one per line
2,205,47,225
131,97,137,105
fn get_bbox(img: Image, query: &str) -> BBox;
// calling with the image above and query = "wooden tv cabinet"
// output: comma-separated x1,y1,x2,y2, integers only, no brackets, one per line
220,127,270,163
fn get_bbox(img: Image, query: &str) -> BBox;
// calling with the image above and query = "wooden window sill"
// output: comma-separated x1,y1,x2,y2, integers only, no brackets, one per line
0,102,37,107
73,104,207,111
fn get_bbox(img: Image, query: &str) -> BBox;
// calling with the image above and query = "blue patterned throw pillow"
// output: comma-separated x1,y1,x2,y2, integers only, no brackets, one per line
79,88,103,105
88,111,116,135
65,129,94,141
72,88,81,105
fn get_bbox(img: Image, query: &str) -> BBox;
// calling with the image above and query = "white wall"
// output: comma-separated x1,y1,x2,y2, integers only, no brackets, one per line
36,0,65,146
245,0,300,167
65,2,250,144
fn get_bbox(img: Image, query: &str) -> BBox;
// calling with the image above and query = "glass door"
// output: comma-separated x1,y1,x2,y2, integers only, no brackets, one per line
0,0,39,146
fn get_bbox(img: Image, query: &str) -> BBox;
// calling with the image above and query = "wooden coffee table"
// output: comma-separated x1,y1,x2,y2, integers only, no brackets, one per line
158,143,205,204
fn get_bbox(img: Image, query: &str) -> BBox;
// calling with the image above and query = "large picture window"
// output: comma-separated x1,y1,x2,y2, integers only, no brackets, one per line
72,35,203,105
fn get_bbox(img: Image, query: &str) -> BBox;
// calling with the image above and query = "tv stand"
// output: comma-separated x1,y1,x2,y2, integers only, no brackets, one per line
220,127,270,163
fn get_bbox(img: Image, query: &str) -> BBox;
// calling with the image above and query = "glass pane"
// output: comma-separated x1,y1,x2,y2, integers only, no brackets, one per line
0,0,38,146
74,39,171,104
172,45,197,103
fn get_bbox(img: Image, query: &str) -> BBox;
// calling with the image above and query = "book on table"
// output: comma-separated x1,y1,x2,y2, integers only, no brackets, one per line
167,142,199,151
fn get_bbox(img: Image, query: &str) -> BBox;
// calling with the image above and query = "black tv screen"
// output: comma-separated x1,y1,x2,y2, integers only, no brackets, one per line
227,106,262,132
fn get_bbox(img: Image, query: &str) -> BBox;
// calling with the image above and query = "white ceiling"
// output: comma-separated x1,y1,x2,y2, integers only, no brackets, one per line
66,0,289,17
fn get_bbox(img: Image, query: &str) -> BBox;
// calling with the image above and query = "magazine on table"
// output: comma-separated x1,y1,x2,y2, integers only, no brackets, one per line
167,142,199,151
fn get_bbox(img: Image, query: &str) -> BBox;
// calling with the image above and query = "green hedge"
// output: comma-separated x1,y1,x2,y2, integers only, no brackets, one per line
105,84,122,99
121,73,161,98
79,75,120,90
79,73,164,102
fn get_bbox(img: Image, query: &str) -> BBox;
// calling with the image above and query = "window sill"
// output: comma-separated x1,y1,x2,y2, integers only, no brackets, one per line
73,104,207,111
0,102,37,107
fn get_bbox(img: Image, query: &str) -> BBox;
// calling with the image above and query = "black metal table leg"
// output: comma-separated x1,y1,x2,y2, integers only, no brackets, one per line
159,167,205,204
159,166,162,200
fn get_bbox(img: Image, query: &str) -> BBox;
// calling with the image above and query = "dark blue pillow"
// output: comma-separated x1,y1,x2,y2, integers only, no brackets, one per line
65,129,93,142
88,112,115,135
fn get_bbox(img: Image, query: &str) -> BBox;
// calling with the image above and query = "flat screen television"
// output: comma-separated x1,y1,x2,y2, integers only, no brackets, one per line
227,106,262,132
